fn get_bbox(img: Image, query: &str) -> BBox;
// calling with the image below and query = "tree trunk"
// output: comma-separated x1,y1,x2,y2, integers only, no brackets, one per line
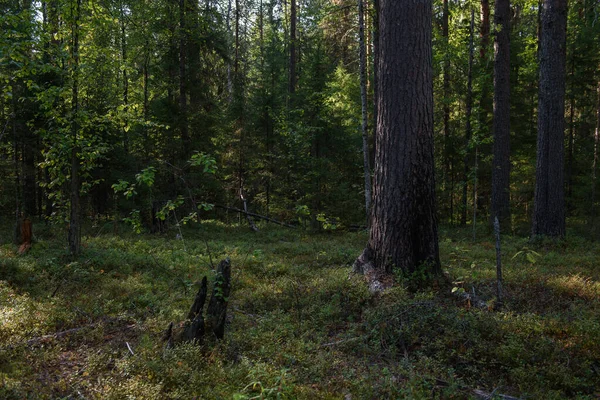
355,0,440,278
491,0,511,228
442,0,451,222
532,0,567,238
179,0,190,158
120,1,129,153
372,0,379,167
591,79,600,226
358,0,372,225
289,0,297,96
462,9,475,226
69,0,82,256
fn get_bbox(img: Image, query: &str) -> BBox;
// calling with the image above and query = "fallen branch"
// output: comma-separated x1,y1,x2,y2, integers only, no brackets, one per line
0,318,137,350
214,205,296,228
435,379,522,400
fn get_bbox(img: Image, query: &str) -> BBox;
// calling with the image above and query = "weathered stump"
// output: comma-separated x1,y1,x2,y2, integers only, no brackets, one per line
163,259,231,347
207,258,231,339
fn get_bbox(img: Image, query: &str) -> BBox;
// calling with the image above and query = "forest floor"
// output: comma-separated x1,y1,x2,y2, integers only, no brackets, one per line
1,220,599,399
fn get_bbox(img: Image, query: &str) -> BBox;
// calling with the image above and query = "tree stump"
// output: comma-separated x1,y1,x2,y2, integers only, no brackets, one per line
163,258,231,347
17,218,33,255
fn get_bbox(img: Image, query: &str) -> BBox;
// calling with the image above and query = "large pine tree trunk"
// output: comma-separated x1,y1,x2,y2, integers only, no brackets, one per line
491,0,511,228
355,0,440,278
532,0,568,238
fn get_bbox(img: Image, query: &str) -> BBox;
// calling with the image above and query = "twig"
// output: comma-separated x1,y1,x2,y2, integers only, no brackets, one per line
321,336,366,347
125,341,135,356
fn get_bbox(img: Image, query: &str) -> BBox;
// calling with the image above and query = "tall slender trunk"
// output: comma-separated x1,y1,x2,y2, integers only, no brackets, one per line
372,0,379,167
567,57,575,200
462,9,475,226
491,0,511,228
120,1,129,153
591,80,600,226
442,0,451,223
179,0,190,157
69,0,82,256
358,0,372,225
532,0,568,238
289,0,297,96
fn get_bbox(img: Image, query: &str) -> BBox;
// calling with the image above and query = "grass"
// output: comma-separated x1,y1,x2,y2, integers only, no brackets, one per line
1,220,599,399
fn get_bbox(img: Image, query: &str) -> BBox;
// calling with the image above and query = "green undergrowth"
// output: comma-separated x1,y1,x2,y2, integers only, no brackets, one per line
1,220,599,398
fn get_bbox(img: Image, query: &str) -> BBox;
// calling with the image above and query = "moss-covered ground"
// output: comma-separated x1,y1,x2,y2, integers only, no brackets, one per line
1,221,599,399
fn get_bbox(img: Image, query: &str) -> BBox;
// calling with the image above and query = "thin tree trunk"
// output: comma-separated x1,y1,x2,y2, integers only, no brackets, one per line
289,0,297,96
591,80,600,227
69,0,82,256
442,0,451,222
120,1,129,153
179,0,190,157
532,0,568,238
372,0,379,167
462,9,475,226
491,0,511,228
358,0,372,225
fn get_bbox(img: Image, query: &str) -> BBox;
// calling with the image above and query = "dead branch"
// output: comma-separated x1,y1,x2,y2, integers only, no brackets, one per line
214,205,296,228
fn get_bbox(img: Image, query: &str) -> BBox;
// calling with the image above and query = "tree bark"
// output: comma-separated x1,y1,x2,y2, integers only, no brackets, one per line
358,0,372,225
532,0,568,238
356,0,440,278
491,0,511,228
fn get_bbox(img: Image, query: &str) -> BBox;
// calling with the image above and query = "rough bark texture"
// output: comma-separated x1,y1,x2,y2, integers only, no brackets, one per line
532,0,567,238
358,0,440,276
358,0,372,225
492,0,511,228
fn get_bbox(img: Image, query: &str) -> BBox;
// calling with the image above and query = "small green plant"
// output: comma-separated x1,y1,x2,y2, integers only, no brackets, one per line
512,247,542,264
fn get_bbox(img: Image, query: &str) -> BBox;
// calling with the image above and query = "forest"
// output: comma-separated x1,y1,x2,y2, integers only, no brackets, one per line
1,0,599,398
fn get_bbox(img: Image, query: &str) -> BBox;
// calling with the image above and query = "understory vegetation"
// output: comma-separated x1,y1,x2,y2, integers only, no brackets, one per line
1,221,599,399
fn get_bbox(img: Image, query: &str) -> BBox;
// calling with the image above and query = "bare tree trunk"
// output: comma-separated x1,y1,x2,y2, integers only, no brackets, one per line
355,0,440,278
442,0,451,222
120,1,129,153
358,0,372,225
69,0,82,256
532,0,568,238
179,0,190,158
492,0,511,229
462,9,475,226
590,80,600,227
372,0,379,167
289,0,297,96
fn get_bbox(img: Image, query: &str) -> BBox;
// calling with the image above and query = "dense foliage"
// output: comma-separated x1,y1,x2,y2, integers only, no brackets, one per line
2,1,598,234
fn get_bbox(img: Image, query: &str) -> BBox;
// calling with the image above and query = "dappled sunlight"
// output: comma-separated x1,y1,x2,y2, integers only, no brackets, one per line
546,274,600,301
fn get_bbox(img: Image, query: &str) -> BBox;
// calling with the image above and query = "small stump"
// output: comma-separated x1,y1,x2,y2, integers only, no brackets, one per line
164,258,231,347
